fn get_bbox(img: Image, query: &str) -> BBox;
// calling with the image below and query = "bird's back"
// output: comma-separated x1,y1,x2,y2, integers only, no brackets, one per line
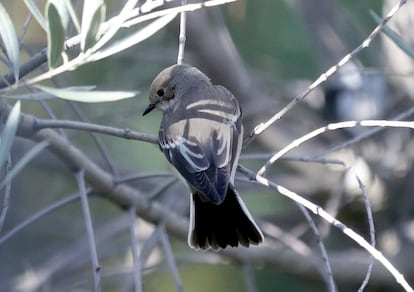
159,83,243,204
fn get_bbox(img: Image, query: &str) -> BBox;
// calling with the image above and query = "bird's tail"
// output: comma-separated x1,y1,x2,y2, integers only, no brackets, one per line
188,186,264,250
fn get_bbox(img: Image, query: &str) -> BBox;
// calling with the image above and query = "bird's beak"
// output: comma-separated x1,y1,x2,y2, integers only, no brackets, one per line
142,102,156,116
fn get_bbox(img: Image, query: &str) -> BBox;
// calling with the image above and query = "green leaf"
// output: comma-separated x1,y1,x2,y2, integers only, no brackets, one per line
91,0,138,52
81,0,106,51
5,92,55,100
0,3,20,85
0,140,49,191
371,10,414,60
45,0,69,68
5,86,96,100
24,0,47,31
89,13,177,62
0,101,20,170
35,85,138,103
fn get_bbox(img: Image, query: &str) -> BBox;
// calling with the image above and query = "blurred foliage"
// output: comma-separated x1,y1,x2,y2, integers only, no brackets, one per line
1,0,413,291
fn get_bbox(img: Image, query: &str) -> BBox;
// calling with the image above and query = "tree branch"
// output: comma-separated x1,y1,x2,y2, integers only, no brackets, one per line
3,100,413,288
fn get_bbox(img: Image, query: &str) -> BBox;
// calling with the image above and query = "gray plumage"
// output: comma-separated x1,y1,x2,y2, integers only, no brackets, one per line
143,64,263,250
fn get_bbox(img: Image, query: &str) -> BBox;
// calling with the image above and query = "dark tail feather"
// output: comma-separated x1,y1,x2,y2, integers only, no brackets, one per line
188,186,264,250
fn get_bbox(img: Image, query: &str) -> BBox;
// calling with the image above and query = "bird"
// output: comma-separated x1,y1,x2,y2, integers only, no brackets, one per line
143,64,263,250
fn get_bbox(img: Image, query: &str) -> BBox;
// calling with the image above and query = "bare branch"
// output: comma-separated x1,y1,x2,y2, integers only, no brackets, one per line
158,223,184,292
75,170,102,291
298,204,337,292
248,0,407,142
242,263,258,292
239,165,413,291
0,193,82,246
6,100,414,287
0,154,12,233
313,106,414,159
258,119,414,177
177,0,187,64
32,118,157,144
128,207,143,292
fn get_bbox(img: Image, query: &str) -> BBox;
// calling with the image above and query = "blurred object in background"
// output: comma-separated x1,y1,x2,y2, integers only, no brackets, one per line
323,61,390,135
293,0,391,135
382,0,414,99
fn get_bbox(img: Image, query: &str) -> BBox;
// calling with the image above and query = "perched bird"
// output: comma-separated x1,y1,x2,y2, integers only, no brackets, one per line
143,64,263,250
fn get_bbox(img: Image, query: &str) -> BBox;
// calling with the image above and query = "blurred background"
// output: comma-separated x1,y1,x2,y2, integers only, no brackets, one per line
1,0,414,291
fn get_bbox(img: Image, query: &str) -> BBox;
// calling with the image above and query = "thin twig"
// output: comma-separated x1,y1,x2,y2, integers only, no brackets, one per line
260,221,311,255
140,224,164,267
129,207,143,292
67,101,118,175
9,100,412,285
241,153,348,166
33,118,158,144
0,193,82,246
9,213,129,291
177,0,187,64
353,169,375,292
254,117,406,289
242,263,258,292
238,165,413,292
115,172,174,184
0,154,12,233
75,169,101,292
247,0,407,143
297,204,337,292
158,223,184,292
148,177,179,199
258,119,414,177
124,0,237,27
38,100,67,137
313,106,414,159
19,46,67,138
0,48,47,88
18,3,35,45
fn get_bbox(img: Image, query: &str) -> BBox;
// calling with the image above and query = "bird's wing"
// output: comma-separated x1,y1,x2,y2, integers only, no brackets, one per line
211,86,243,184
159,86,242,204
159,120,224,204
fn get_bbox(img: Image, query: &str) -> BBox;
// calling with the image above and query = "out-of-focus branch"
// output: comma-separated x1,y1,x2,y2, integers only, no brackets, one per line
250,0,407,140
33,117,158,144
3,100,414,288
0,48,47,88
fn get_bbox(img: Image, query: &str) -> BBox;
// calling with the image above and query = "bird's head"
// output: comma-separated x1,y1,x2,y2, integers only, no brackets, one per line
143,64,186,116
143,64,209,116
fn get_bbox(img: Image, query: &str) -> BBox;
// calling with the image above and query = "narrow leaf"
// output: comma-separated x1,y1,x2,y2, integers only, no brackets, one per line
81,0,106,51
371,10,414,60
91,0,138,51
24,0,47,31
0,140,49,191
0,3,20,85
0,101,20,170
5,92,55,101
5,86,96,100
35,85,138,103
45,0,69,67
89,13,177,62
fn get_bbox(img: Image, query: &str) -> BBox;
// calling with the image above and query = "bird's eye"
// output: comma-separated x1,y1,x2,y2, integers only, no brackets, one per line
157,89,164,96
